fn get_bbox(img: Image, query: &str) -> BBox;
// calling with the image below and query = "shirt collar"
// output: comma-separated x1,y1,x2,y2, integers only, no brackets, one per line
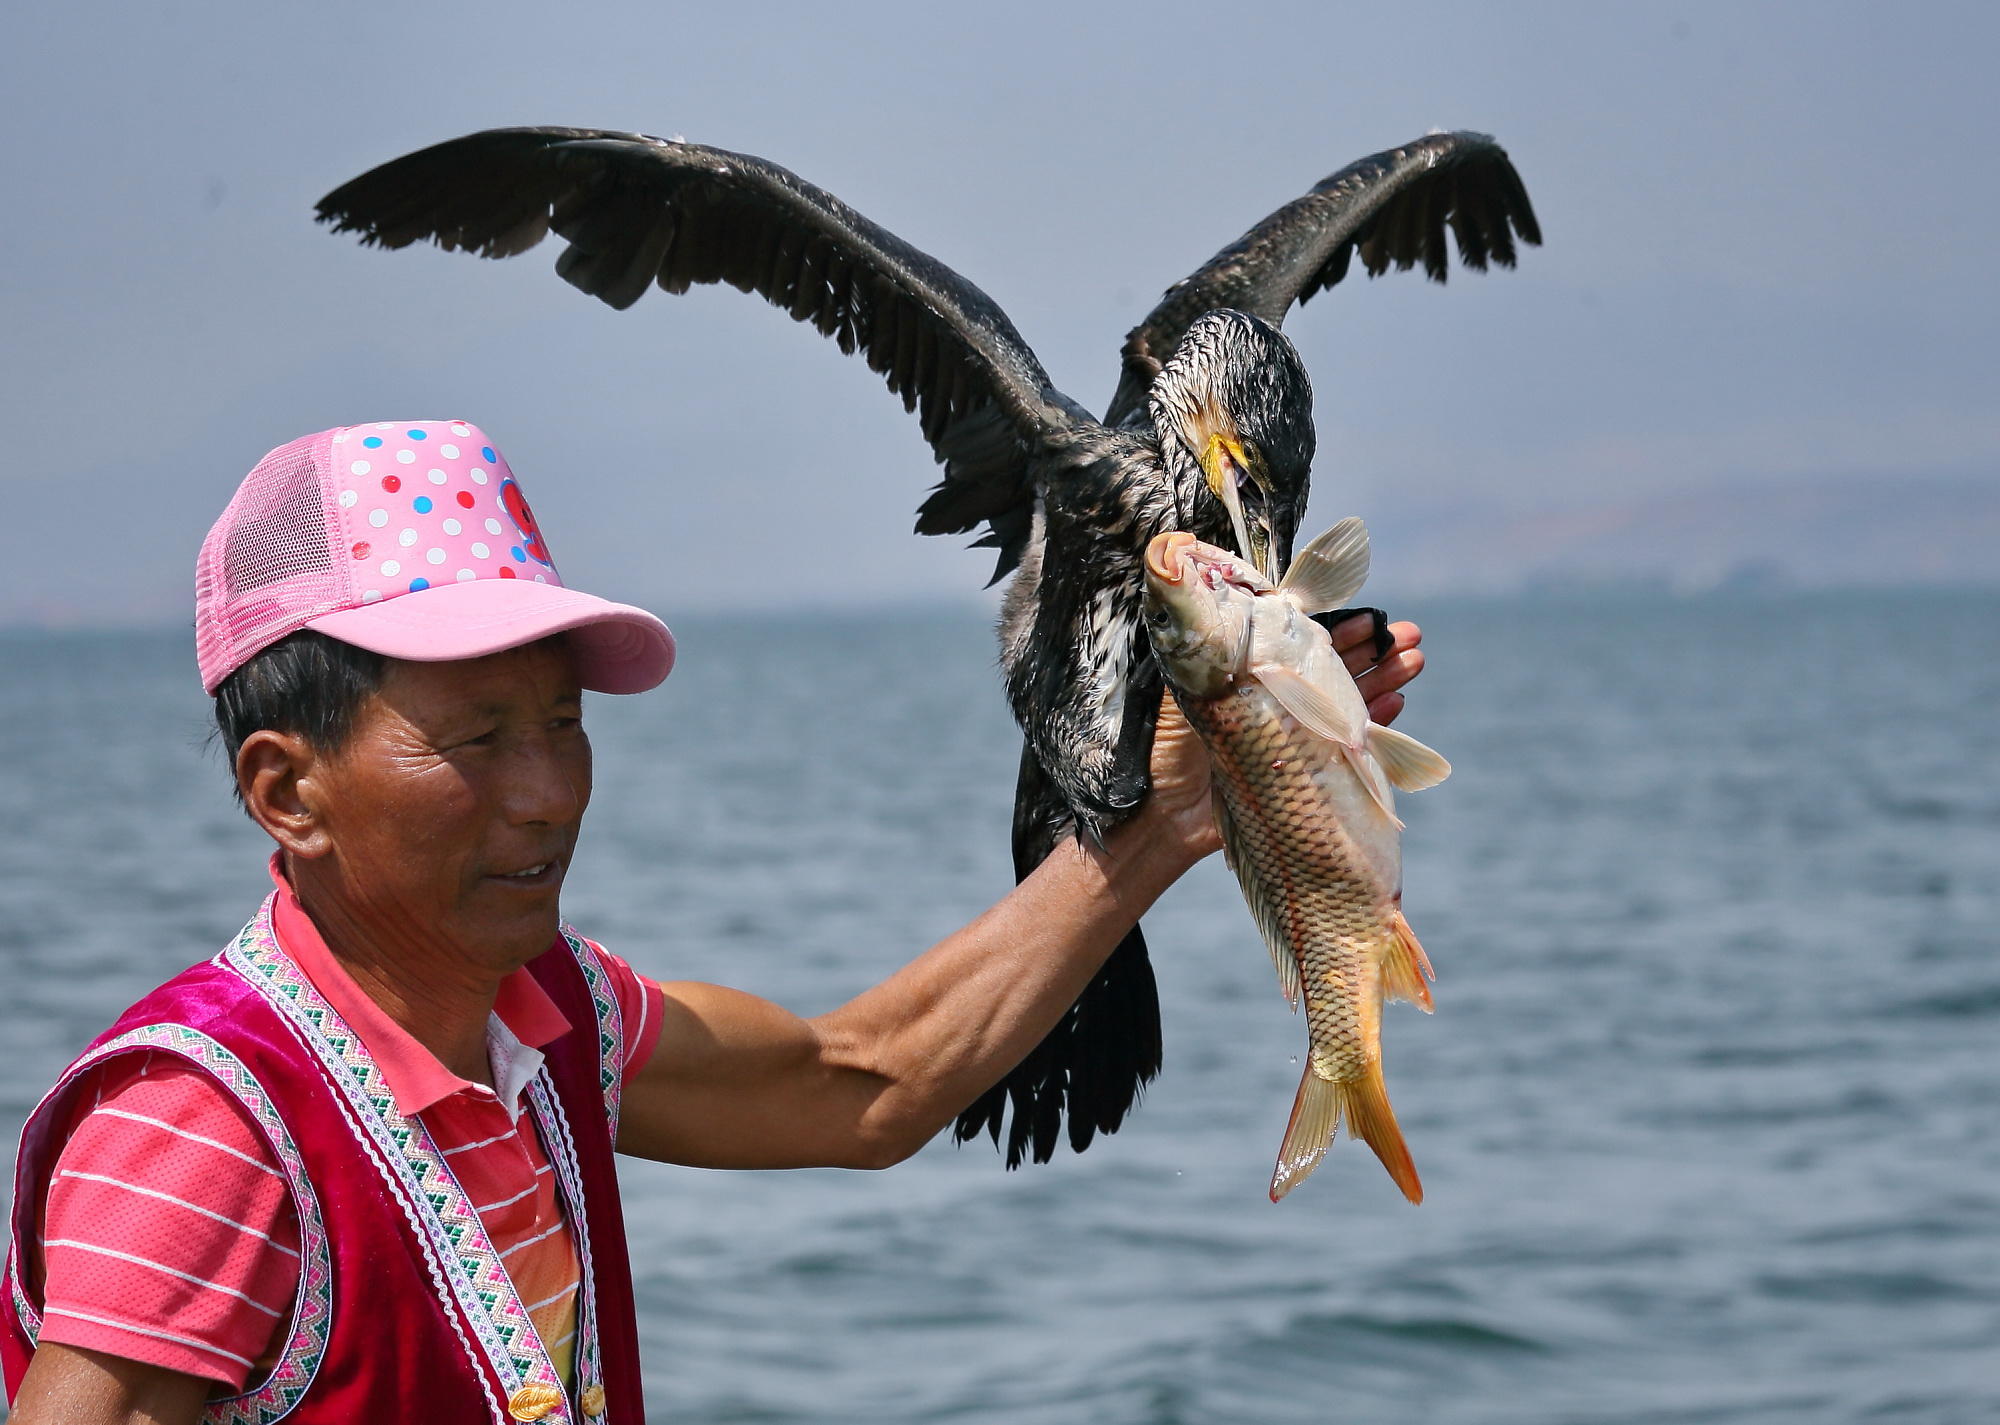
266,855,573,1118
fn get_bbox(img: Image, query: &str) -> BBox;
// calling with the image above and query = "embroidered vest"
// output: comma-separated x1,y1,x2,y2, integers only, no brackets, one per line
3,897,645,1424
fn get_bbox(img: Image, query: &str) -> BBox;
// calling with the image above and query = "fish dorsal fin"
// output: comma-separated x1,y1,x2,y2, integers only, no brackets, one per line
1278,516,1370,615
1367,724,1452,792
1252,661,1368,750
1211,788,1302,1010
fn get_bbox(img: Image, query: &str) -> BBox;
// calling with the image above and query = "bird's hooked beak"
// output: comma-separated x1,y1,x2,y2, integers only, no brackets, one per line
1197,429,1276,579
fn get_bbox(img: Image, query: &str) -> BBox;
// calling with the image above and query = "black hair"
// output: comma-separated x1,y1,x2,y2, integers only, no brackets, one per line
213,630,387,803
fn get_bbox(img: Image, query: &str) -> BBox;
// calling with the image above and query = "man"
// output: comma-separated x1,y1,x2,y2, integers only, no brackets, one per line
3,422,1425,1423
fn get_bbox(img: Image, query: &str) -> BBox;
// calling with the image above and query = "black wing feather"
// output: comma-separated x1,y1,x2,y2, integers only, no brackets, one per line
1105,131,1540,426
317,126,1093,579
954,748,1163,1165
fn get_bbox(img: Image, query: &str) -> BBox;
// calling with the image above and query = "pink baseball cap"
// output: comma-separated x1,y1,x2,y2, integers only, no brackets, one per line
195,421,674,695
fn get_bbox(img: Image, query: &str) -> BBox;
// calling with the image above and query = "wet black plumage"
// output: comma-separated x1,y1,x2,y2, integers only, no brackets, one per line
315,126,1539,1166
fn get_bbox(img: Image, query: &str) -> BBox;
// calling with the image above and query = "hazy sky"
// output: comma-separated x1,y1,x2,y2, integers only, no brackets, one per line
2,0,1993,623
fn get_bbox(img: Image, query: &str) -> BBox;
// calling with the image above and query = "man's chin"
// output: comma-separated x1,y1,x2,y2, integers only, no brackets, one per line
466,896,566,967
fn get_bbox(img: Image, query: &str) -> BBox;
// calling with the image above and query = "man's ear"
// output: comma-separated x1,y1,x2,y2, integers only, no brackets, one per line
237,731,333,859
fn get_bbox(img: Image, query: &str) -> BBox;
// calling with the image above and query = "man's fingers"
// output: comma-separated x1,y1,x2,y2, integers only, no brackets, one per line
1365,690,1406,726
1339,619,1422,678
1329,611,1381,657
1356,648,1424,709
1150,690,1206,773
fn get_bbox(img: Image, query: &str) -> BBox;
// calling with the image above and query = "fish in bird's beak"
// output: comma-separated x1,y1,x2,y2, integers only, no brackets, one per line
1195,423,1277,579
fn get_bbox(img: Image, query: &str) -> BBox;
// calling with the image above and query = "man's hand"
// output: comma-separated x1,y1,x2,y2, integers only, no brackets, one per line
1340,613,1425,727
1136,613,1427,863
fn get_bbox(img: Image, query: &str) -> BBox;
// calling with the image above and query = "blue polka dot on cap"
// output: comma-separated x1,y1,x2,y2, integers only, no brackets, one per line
413,495,433,514
482,447,496,462
362,436,383,448
409,577,430,592
407,429,428,440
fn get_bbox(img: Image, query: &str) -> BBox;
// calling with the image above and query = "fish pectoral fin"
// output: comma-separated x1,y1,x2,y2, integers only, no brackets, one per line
1278,516,1371,614
1381,908,1436,1013
1367,724,1452,792
1350,744,1404,828
1213,788,1303,1009
1252,662,1368,749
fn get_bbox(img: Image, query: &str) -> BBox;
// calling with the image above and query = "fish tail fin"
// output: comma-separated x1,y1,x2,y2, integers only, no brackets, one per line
1343,1060,1424,1205
1269,1059,1425,1205
1381,909,1436,1012
1270,1064,1340,1202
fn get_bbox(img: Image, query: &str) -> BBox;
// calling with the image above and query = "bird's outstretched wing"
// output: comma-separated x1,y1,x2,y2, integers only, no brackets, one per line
1104,131,1541,427
316,126,1090,580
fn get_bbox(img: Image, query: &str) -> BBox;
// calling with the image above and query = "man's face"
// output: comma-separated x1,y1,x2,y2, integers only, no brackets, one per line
301,638,591,970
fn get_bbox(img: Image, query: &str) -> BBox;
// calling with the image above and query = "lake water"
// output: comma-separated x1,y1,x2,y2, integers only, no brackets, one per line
2,589,1997,1423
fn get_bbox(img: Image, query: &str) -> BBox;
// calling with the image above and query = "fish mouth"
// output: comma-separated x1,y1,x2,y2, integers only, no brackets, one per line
1145,531,1201,583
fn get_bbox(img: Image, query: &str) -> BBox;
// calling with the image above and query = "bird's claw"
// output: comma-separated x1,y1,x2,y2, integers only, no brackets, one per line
1319,606,1394,663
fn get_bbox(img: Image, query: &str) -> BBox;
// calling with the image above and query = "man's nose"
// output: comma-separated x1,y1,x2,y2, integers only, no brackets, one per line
504,736,589,826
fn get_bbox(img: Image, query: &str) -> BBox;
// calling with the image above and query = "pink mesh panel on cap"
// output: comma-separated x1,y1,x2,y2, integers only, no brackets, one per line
196,430,349,693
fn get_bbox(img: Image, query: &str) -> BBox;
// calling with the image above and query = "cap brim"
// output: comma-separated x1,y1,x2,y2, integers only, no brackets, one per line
306,579,674,694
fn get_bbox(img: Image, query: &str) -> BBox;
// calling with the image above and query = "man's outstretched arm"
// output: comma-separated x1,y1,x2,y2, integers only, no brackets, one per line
9,1343,214,1425
614,616,1424,1169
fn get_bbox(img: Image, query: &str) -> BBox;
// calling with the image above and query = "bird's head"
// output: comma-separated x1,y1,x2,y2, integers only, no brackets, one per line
1147,310,1314,579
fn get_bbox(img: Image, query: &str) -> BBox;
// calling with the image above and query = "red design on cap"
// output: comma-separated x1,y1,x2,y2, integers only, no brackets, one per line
498,479,551,565
381,474,401,493
456,491,475,508
351,542,371,560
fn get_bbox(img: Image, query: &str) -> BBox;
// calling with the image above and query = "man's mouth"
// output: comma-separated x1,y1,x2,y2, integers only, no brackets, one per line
489,860,560,887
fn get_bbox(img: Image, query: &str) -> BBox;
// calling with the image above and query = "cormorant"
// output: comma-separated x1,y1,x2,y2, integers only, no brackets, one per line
316,127,1540,1167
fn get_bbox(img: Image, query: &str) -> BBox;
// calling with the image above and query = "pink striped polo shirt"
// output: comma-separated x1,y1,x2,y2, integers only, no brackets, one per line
31,860,664,1391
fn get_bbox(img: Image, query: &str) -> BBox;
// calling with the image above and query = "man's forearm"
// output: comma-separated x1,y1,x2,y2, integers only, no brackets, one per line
806,809,1204,1164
